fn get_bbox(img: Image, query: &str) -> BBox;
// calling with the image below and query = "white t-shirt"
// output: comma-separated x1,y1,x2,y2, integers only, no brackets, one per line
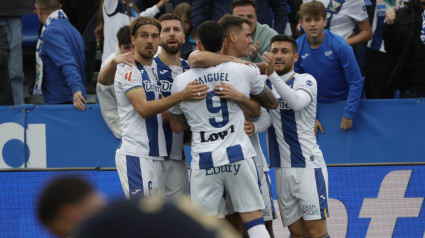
170,62,265,169
115,61,167,159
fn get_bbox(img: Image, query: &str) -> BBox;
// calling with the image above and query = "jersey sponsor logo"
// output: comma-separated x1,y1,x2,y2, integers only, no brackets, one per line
278,99,292,110
205,163,241,176
143,80,162,93
325,50,333,56
195,73,229,85
301,53,309,59
125,71,133,81
306,80,313,86
200,124,235,142
159,69,168,74
159,80,172,92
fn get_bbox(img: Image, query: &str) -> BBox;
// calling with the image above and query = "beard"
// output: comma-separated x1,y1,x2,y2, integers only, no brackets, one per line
161,40,183,54
275,63,293,76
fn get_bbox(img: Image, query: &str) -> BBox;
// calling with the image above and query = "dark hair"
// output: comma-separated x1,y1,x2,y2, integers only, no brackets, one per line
159,13,184,28
38,176,94,226
35,0,61,12
298,1,327,21
270,34,298,53
231,0,257,11
218,14,251,36
173,2,192,18
117,25,131,46
197,21,224,52
130,16,161,37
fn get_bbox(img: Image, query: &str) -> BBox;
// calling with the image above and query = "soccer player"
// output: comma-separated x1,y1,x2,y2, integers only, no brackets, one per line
170,21,274,238
155,13,191,199
263,34,330,238
114,16,208,198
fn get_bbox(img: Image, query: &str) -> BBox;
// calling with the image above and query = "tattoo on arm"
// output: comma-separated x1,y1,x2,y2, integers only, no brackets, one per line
252,87,278,109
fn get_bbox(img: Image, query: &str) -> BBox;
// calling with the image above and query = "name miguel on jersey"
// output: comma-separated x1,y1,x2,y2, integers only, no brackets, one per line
194,73,229,85
200,124,235,142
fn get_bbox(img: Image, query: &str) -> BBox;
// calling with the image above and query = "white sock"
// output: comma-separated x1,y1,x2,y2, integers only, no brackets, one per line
247,224,270,238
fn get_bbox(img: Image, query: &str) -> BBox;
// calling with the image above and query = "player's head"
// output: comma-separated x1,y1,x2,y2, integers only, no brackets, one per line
218,14,252,58
270,34,299,76
173,2,193,35
298,1,327,38
34,0,61,24
159,13,185,55
197,21,224,53
231,0,257,35
130,16,161,60
38,176,105,238
117,25,134,54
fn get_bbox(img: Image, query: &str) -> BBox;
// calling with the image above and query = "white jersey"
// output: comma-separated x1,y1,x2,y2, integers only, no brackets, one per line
115,61,167,159
154,56,190,160
170,62,265,169
304,0,368,39
266,72,325,168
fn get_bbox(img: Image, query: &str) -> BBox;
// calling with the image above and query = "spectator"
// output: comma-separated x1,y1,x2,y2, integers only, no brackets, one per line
76,194,239,238
37,176,106,238
34,0,87,110
0,0,32,105
97,25,134,139
256,0,288,34
190,0,232,31
96,0,170,65
0,25,13,105
382,0,425,98
364,0,398,99
232,0,279,63
173,2,197,59
303,0,373,46
295,1,363,133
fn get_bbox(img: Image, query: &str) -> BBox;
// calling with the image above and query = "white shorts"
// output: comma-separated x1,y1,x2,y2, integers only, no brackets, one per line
115,152,164,199
261,172,277,221
275,167,329,227
190,158,265,216
162,159,189,199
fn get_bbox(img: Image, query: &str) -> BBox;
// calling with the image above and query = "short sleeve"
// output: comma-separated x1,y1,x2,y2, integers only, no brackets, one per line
115,64,143,93
343,0,368,22
246,65,266,96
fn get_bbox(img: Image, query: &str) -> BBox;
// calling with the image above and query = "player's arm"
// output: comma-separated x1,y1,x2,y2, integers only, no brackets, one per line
98,53,136,85
245,108,271,137
170,113,189,133
214,82,261,119
188,50,252,68
346,19,372,46
263,52,312,110
126,81,208,118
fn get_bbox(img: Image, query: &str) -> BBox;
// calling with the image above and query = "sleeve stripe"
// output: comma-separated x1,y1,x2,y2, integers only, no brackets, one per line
297,88,314,102
252,85,266,96
125,86,143,94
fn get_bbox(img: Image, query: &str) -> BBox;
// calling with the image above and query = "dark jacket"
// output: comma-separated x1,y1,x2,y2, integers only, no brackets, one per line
382,1,424,90
0,25,13,105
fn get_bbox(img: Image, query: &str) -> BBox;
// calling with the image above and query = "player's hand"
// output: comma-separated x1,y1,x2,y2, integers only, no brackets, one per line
262,52,275,76
182,81,209,100
244,120,255,137
248,41,259,60
214,82,244,102
113,52,136,67
73,91,87,111
314,119,324,137
385,8,396,25
340,117,353,130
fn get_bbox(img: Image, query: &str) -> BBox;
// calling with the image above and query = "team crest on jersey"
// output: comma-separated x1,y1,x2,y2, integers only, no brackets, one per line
306,80,313,86
329,0,342,13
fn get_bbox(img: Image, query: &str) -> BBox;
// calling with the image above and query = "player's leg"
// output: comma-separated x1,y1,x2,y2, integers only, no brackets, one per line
261,172,277,237
300,167,330,238
162,159,189,199
115,152,162,198
224,159,269,238
190,168,224,216
275,167,306,236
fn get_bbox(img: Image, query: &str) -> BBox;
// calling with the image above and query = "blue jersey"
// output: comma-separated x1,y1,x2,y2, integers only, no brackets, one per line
154,56,190,160
295,30,363,119
115,61,167,159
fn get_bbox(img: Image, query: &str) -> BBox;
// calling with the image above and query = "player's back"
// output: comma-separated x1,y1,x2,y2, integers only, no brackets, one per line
172,62,265,169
